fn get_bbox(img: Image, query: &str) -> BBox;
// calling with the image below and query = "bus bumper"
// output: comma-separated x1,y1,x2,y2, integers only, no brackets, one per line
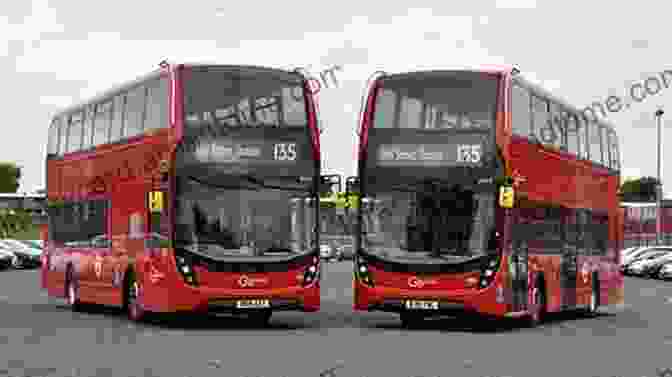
142,278,320,314
354,281,507,318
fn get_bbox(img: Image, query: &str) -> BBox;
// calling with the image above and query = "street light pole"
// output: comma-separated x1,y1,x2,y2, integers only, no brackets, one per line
655,109,664,245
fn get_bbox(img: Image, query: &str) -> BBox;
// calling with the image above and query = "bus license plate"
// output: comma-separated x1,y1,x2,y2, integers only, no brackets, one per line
405,300,439,310
236,299,270,309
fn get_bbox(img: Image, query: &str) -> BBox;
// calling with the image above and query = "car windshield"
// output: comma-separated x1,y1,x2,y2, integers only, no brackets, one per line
359,179,496,262
174,174,316,259
640,251,672,260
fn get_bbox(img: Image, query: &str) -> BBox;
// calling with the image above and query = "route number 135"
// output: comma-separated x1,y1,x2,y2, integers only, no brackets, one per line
273,143,297,161
456,144,481,163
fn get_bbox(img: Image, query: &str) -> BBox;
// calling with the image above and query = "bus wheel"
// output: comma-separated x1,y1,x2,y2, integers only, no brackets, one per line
525,281,545,328
248,311,272,326
65,270,82,312
400,312,423,328
11,255,23,269
125,270,147,323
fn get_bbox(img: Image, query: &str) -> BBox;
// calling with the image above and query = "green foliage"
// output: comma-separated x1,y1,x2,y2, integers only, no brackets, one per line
0,208,32,239
0,162,21,193
619,176,660,202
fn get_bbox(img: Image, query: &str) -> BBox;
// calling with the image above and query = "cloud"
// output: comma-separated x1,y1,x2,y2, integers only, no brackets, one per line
494,0,537,9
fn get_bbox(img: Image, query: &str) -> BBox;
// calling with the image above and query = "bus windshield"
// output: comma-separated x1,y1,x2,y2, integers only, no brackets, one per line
373,71,498,130
360,180,497,262
173,174,315,259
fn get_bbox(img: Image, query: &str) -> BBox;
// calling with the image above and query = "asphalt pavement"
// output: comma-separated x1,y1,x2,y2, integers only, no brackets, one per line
1,263,672,377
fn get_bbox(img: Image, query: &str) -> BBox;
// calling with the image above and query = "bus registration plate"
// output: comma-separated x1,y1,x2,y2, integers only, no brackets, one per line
236,299,270,309
405,300,439,310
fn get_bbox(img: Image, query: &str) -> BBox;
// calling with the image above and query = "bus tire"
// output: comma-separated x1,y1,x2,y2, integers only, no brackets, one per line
65,267,82,312
525,276,546,328
124,269,148,323
400,312,423,328
248,311,272,326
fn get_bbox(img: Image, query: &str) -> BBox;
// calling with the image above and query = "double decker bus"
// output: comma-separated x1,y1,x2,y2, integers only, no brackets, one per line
354,67,623,327
42,63,322,324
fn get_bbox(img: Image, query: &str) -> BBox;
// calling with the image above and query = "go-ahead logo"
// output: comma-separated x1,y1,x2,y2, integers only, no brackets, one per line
238,275,269,288
408,276,438,288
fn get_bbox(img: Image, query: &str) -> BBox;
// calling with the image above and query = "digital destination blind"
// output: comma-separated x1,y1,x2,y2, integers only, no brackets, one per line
191,138,301,165
375,142,484,167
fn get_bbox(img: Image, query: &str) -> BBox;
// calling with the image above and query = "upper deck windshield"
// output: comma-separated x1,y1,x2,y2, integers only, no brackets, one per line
372,71,498,131
182,66,308,133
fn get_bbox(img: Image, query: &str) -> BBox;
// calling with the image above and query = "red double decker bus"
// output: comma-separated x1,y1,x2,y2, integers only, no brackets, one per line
354,67,624,327
42,63,322,324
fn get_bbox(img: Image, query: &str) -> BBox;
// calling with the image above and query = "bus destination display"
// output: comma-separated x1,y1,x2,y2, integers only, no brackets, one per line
191,139,301,164
376,142,483,167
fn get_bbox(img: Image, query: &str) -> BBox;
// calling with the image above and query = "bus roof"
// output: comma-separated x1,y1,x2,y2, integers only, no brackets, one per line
51,63,303,121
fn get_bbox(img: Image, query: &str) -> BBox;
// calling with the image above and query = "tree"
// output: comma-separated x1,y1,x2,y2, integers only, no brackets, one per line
619,176,660,202
0,208,32,239
0,162,21,193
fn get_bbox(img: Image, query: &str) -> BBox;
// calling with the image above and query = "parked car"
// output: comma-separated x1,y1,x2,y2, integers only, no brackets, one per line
629,253,672,277
0,240,42,269
623,249,672,275
21,240,43,250
622,246,672,268
639,254,672,278
0,249,13,270
656,261,672,280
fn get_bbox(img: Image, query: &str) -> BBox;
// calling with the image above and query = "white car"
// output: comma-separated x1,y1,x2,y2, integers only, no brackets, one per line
0,240,42,268
622,246,672,266
623,249,672,275
657,262,672,280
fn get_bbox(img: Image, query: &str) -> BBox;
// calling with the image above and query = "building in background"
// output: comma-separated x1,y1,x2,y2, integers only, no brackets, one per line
621,200,672,247
0,193,47,223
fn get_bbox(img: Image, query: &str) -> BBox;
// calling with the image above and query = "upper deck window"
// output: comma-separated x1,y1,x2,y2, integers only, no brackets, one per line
372,71,498,131
66,111,84,153
182,67,307,134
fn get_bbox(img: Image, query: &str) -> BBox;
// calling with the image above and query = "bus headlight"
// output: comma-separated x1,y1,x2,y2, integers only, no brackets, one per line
355,256,374,287
174,251,198,286
479,254,501,289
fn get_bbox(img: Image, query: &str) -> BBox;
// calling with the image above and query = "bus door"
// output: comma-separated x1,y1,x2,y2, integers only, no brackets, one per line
510,210,529,312
560,212,578,308
510,240,528,312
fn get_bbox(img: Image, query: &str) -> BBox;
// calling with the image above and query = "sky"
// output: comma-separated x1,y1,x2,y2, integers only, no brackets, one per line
1,0,670,196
